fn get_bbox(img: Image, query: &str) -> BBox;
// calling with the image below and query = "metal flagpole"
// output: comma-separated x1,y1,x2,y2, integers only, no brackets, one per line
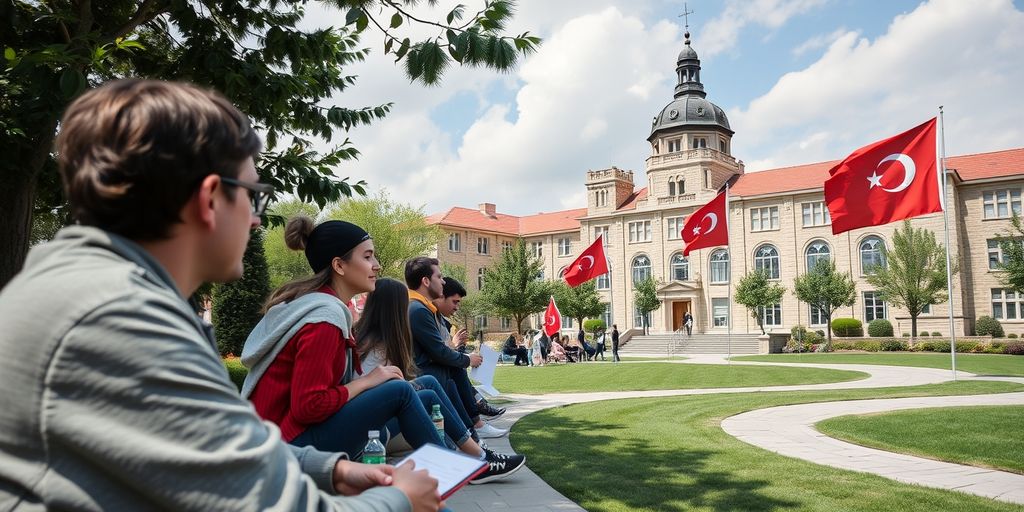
938,107,957,380
725,184,732,363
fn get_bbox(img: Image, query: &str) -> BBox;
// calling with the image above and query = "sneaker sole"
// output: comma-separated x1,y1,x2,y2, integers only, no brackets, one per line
468,458,526,484
477,430,508,439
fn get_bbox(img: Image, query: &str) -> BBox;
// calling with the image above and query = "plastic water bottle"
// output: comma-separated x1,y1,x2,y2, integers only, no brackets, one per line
430,404,445,441
362,430,386,464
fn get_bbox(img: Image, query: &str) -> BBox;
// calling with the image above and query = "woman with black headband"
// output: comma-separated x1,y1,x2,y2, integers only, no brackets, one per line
239,216,444,459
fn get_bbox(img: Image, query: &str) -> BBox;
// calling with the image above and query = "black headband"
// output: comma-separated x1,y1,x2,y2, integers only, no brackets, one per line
305,220,371,274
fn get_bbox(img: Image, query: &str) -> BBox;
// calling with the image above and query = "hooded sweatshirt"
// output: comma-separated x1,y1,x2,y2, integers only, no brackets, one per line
0,226,409,511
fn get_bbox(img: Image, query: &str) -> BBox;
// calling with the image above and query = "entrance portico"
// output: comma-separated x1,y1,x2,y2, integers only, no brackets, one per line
656,281,703,334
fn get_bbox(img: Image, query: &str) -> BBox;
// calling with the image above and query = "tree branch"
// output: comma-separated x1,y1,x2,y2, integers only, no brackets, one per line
72,0,93,40
111,0,171,41
42,0,72,43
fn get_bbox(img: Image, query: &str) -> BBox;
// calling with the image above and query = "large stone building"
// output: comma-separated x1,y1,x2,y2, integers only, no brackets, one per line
427,32,1024,338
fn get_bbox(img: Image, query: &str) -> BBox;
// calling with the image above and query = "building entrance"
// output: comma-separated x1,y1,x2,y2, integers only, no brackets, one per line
671,300,691,331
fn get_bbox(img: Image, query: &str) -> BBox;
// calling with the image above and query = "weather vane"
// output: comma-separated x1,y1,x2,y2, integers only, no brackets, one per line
679,2,694,32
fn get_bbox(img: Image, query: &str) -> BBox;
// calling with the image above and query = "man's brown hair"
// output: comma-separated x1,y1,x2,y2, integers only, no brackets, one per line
404,256,440,290
56,79,262,240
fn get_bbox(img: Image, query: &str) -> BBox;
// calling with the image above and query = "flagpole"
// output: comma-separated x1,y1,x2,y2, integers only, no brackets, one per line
725,183,732,364
938,106,957,380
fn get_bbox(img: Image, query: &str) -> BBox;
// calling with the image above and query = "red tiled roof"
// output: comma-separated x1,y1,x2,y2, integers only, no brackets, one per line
427,206,586,236
947,148,1024,181
616,187,648,211
731,147,1024,198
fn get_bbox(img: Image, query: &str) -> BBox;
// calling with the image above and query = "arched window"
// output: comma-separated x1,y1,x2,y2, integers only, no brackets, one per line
631,255,651,286
676,177,685,195
754,244,780,279
710,250,729,283
477,268,485,290
860,236,886,275
668,181,676,196
671,253,689,281
805,240,831,271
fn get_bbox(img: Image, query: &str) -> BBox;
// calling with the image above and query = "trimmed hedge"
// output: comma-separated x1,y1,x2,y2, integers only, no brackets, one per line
975,315,1005,338
867,319,894,337
879,338,907,351
224,358,247,391
831,318,863,337
583,319,606,333
1007,341,1024,355
829,338,1022,355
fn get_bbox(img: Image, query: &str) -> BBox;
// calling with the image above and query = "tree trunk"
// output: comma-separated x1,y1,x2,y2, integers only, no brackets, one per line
910,314,918,348
824,314,832,351
0,165,39,291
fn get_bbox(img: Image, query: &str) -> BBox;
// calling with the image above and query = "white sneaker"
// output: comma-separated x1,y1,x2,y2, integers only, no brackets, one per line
476,422,508,438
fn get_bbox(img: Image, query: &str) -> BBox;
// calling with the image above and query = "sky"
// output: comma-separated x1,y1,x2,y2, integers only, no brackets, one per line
301,0,1024,217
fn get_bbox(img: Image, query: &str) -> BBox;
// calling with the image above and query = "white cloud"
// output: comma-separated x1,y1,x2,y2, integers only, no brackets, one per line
700,0,828,58
791,28,848,57
732,0,1024,171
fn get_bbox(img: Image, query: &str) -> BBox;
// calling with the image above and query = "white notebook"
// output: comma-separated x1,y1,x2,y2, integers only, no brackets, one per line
394,443,488,498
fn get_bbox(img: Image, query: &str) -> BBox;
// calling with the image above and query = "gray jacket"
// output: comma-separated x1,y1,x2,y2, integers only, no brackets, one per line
0,226,410,512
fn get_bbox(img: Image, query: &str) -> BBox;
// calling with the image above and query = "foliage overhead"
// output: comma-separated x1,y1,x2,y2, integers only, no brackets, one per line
734,269,786,335
0,0,540,289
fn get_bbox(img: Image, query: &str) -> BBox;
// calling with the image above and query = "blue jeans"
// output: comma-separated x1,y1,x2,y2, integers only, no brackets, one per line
290,379,443,458
409,375,472,446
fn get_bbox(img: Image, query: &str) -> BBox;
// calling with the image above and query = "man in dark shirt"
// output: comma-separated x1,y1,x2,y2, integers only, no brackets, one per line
611,324,621,362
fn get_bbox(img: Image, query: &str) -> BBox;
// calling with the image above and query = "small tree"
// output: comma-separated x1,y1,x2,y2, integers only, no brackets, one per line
481,240,552,334
997,214,1024,293
264,199,321,288
865,220,956,344
793,260,856,351
552,280,607,333
323,191,442,279
633,276,661,335
213,229,271,356
734,269,786,335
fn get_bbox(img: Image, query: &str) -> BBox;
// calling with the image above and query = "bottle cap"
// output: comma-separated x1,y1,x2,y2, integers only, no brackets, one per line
368,430,379,438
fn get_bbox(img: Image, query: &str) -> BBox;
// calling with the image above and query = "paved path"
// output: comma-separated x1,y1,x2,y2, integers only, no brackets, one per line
447,357,1024,510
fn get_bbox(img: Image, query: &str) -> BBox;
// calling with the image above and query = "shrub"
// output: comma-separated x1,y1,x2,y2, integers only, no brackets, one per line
902,332,910,337
984,342,1007,354
213,229,271,357
855,340,881,352
815,330,825,338
224,358,248,391
831,318,863,337
867,319,894,337
975,315,1005,338
920,331,930,337
1006,341,1024,355
1008,333,1019,339
583,319,606,333
790,325,822,347
831,340,855,350
931,331,941,337
879,338,908,351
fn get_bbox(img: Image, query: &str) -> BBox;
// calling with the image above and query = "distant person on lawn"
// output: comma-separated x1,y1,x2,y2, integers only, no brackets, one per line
0,79,439,511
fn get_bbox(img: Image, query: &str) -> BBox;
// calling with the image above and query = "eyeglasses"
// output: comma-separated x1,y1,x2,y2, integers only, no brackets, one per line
220,177,275,216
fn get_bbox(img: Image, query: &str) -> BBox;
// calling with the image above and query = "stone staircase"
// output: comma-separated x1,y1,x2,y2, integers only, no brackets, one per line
621,332,762,356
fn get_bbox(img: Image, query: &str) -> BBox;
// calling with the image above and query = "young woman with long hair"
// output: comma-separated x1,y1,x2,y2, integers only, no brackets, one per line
355,278,525,483
239,216,443,458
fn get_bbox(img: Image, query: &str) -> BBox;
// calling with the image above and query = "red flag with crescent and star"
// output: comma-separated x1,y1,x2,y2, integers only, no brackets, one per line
542,297,562,337
682,190,728,256
825,118,941,235
562,235,610,287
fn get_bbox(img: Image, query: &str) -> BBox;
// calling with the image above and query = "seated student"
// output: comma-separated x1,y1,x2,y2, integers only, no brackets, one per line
241,217,445,459
548,337,568,363
578,329,596,361
0,79,437,511
561,335,581,363
502,334,529,366
355,278,525,483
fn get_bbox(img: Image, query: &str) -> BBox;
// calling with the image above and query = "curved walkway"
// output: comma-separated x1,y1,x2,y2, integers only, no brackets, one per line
446,357,1024,511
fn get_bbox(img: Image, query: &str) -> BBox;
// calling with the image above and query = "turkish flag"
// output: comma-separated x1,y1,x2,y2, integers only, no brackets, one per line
563,235,609,287
542,297,562,337
682,190,728,256
825,118,941,235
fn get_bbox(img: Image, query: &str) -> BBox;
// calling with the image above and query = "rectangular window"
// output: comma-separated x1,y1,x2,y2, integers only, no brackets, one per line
692,136,708,149
703,169,711,189
594,226,610,246
561,315,574,329
448,233,461,252
719,137,728,153
633,307,651,329
668,139,681,152
801,201,831,227
500,317,511,329
712,298,729,327
477,237,489,255
750,206,780,232
666,216,685,240
992,288,1022,320
863,292,887,322
983,189,1022,219
809,304,826,326
596,272,610,290
601,304,612,328
921,304,931,315
531,242,543,258
501,240,513,252
558,238,572,257
988,238,1022,269
474,315,488,328
628,221,652,243
760,304,782,327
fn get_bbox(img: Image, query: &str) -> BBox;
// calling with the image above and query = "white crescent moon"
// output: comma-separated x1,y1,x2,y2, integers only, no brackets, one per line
546,316,556,326
879,153,916,193
702,212,718,233
580,255,594,269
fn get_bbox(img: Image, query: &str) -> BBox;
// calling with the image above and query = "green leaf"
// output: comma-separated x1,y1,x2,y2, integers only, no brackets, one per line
384,37,393,54
395,38,410,60
345,8,363,25
4,47,15,61
59,68,85,99
356,13,369,32
390,12,403,29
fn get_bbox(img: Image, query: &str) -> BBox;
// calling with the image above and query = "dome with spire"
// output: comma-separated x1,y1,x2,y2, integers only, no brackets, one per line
649,31,732,140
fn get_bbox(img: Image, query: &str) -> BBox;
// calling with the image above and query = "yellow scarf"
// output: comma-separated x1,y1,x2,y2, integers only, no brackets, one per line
408,290,438,314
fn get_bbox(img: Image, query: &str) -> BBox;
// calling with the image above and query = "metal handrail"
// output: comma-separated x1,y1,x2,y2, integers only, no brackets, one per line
669,327,685,357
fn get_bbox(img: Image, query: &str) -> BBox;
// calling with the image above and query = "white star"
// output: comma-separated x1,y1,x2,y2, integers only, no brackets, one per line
867,171,883,189
576,264,584,271
692,226,702,236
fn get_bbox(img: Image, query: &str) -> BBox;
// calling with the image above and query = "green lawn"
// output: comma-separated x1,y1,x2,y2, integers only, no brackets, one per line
510,381,1024,512
733,352,1024,377
492,362,867,394
818,405,1024,474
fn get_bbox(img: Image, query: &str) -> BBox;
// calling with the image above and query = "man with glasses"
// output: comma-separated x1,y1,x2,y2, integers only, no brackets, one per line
0,80,440,511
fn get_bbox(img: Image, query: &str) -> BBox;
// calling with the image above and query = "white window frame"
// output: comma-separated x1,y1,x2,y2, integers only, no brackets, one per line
992,288,1022,320
557,238,572,257
759,303,782,327
477,268,485,290
594,226,610,246
501,240,513,253
692,136,708,149
448,233,461,252
750,206,780,232
860,236,886,275
477,237,489,255
863,291,887,322
753,244,780,280
670,253,689,281
474,314,488,328
712,298,729,327
531,241,543,258
666,216,685,241
667,138,682,153
627,221,652,243
801,201,831,227
601,304,612,327
633,307,652,329
710,249,729,284
805,240,831,271
596,272,610,290
809,304,826,326
631,255,651,286
500,317,511,329
983,189,1022,219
